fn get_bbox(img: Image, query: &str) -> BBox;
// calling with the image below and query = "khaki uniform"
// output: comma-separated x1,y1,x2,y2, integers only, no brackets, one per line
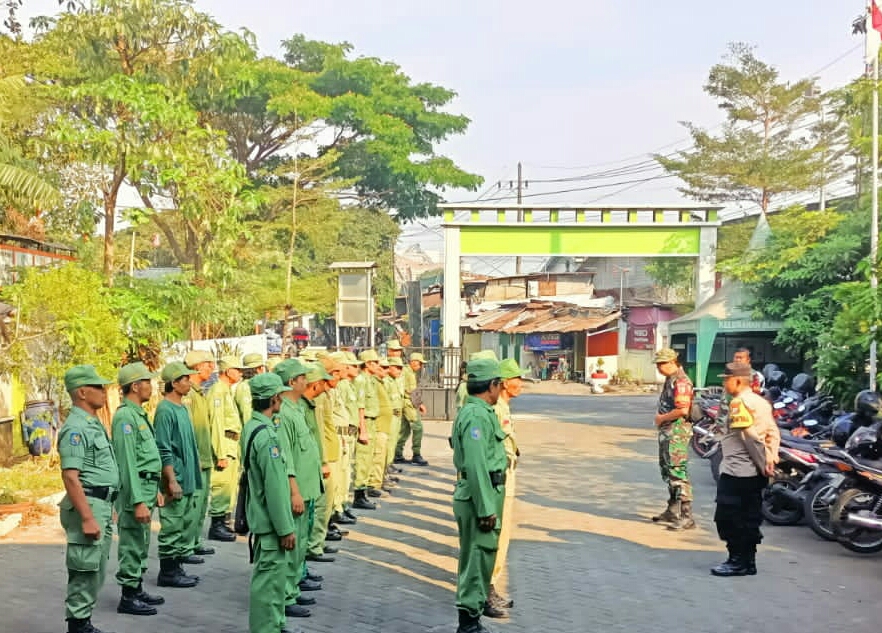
183,383,213,550
368,375,393,489
491,396,519,588
385,375,404,469
396,364,424,458
333,379,358,513
308,390,339,556
207,380,242,517
354,371,378,489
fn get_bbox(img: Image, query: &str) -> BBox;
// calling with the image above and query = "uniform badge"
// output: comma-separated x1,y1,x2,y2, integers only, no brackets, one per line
69,432,82,446
138,425,147,431
214,398,221,408
269,445,281,459
123,423,133,434
470,427,481,440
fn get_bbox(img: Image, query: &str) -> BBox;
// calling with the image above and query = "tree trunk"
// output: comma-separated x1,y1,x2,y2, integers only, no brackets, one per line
103,195,115,283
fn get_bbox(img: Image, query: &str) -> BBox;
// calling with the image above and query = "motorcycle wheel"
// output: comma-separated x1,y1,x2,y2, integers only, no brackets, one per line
761,479,804,525
690,418,716,459
803,481,837,541
830,488,882,554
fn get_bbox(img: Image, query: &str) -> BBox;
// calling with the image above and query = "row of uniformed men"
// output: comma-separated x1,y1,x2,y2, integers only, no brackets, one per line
56,344,429,633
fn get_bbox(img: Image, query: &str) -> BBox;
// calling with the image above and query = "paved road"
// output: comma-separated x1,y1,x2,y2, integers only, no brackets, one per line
2,394,881,633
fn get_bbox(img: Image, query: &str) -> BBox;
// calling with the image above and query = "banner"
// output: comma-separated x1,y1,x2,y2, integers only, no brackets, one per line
525,332,561,351
626,324,655,350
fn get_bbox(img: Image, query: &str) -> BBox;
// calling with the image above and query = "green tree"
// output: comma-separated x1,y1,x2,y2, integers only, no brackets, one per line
656,43,831,216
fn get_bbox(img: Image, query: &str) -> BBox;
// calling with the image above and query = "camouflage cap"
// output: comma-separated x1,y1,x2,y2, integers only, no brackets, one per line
184,349,214,368
117,362,157,386
653,348,679,364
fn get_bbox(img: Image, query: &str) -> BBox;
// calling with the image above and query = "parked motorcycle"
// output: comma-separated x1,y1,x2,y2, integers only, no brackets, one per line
829,423,882,554
761,435,831,525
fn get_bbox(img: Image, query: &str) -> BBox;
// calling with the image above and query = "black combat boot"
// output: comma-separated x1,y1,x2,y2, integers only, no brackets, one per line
194,544,215,555
117,585,158,616
456,609,490,633
353,489,376,510
411,454,429,466
79,618,115,633
743,545,758,575
667,501,696,531
157,558,198,588
710,546,751,577
342,506,358,522
134,581,164,605
207,515,237,542
66,617,89,633
651,494,677,523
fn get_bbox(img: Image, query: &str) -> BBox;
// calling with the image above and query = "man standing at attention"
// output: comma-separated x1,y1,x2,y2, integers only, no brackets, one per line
57,365,116,633
651,348,695,531
207,355,246,540
112,362,165,616
395,352,428,466
451,358,507,633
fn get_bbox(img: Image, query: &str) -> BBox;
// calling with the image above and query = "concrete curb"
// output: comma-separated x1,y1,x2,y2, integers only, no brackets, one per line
0,513,22,537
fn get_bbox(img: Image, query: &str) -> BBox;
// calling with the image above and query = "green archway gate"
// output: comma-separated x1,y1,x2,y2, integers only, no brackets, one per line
440,204,722,348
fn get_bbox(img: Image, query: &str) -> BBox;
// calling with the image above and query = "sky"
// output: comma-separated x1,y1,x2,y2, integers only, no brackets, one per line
21,1,872,260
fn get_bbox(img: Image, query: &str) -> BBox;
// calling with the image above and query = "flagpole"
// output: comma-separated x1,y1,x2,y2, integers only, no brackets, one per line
871,47,879,391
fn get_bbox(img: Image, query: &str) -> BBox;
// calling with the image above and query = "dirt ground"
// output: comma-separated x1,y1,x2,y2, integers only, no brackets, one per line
521,379,660,397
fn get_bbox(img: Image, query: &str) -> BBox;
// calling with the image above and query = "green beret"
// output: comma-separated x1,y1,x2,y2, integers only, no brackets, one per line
64,365,113,392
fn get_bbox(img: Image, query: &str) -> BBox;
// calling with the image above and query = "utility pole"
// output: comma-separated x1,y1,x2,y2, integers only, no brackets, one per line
871,49,879,390
515,162,524,274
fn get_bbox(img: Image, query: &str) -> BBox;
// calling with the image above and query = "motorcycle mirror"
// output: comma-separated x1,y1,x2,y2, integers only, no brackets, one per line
774,402,786,409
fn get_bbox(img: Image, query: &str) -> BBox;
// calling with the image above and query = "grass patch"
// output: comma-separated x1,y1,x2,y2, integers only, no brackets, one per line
0,458,62,504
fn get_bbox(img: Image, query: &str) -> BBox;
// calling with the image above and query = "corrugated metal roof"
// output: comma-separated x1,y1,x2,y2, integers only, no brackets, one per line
462,300,620,334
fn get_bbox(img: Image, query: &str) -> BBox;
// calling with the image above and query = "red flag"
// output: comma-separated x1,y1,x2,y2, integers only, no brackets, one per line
868,1,882,64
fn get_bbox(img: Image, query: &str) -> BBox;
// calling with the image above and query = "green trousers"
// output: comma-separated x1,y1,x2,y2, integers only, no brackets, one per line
61,496,114,620
210,457,238,517
453,492,503,618
158,493,196,559
285,499,313,605
368,431,389,489
250,532,290,633
354,418,377,489
189,468,211,549
115,482,159,588
307,486,332,557
386,415,402,468
396,414,423,457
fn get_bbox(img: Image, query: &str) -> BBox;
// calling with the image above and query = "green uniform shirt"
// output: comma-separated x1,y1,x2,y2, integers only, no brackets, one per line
154,399,202,495
58,406,119,488
360,371,380,419
353,372,367,411
331,384,351,429
452,396,508,518
402,365,420,421
234,379,253,425
375,376,393,434
339,379,359,426
240,412,296,537
207,379,242,462
111,398,161,510
183,382,213,470
277,397,322,501
301,397,323,463
385,375,403,413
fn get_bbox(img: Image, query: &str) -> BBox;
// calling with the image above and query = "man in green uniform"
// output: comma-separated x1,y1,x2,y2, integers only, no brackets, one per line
58,365,117,633
112,362,165,616
154,361,202,588
384,357,404,489
235,353,267,423
275,359,322,617
396,351,429,466
183,350,219,553
353,349,380,509
329,352,358,525
301,363,335,563
452,358,508,633
367,358,393,497
307,359,342,557
240,373,298,633
207,355,246,540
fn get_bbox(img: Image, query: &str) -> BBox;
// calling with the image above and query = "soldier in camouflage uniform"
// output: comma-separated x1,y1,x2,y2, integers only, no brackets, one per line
651,348,695,531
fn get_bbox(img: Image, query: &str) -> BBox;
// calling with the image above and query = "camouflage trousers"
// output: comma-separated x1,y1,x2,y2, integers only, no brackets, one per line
658,419,692,502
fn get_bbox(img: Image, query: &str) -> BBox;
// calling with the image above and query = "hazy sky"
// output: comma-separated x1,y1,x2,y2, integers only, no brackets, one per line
22,1,870,253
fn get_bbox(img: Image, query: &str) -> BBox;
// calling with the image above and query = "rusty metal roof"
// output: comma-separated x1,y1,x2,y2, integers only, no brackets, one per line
462,300,620,334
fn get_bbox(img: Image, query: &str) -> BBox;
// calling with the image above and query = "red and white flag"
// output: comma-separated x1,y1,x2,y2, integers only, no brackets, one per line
866,1,882,64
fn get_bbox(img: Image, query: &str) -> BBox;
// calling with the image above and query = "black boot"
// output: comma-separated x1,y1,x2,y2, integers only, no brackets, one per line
710,549,750,577
367,487,383,498
743,546,757,575
66,618,90,633
77,618,115,633
411,454,429,466
343,507,358,522
117,585,157,616
157,558,198,588
456,609,489,633
180,553,205,564
207,515,237,542
176,558,201,582
134,581,164,606
353,489,376,510
194,544,216,555
284,604,312,618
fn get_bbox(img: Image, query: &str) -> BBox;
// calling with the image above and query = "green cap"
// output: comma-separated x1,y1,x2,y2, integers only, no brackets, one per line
161,361,198,383
466,358,501,382
386,339,402,350
274,359,310,385
653,348,679,364
299,350,318,362
243,353,265,369
359,349,380,362
305,363,333,383
184,349,214,368
499,358,522,380
379,357,390,367
117,362,157,386
249,372,291,399
267,357,284,372
64,365,113,392
470,349,498,361
219,355,246,371
345,351,362,365
387,357,403,367
409,352,426,363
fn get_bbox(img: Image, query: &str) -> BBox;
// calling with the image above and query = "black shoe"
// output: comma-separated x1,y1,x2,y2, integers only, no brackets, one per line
298,578,323,591
207,516,237,542
323,545,339,554
325,531,342,541
393,456,408,464
284,604,311,618
343,508,358,522
711,554,751,577
335,512,357,525
328,523,349,536
306,571,323,582
80,619,116,633
157,559,198,588
305,553,336,563
410,454,429,466
456,610,490,633
180,554,204,565
387,465,403,474
296,596,316,606
367,488,382,498
66,617,91,633
194,545,215,555
117,594,157,616
483,601,508,619
353,491,376,510
134,583,164,606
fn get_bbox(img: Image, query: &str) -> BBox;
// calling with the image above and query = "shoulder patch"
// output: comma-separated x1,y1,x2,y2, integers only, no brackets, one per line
69,432,82,446
269,445,281,459
123,423,133,435
470,427,481,440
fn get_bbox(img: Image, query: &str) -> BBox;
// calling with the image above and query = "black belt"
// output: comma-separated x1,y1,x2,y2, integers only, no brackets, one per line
225,430,240,440
83,486,118,502
365,416,377,420
459,471,506,487
138,471,160,482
